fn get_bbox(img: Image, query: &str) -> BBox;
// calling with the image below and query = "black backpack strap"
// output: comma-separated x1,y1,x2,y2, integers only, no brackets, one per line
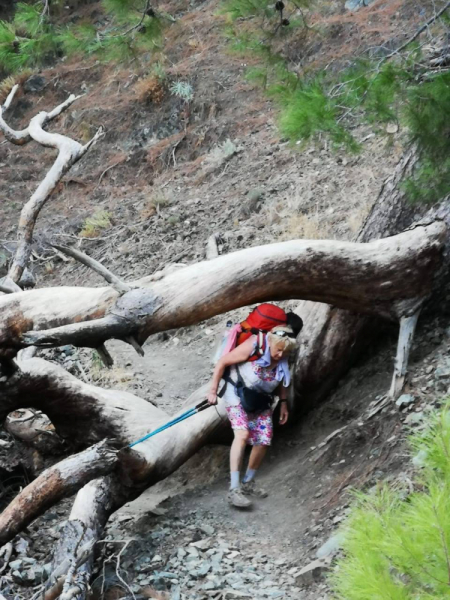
234,364,245,386
217,365,241,398
217,366,233,398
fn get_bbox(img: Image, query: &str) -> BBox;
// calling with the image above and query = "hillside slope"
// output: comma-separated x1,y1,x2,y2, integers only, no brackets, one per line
0,0,447,598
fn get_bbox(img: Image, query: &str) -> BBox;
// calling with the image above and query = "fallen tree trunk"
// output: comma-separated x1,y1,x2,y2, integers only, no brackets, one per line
0,358,227,545
47,476,125,599
0,440,117,546
0,357,166,443
293,149,450,409
0,222,445,358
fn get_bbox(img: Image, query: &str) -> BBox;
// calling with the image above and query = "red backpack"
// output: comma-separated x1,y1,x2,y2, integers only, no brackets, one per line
212,304,288,365
237,304,288,361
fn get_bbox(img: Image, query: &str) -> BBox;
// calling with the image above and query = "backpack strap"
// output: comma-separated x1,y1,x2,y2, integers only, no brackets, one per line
248,331,265,359
217,365,242,398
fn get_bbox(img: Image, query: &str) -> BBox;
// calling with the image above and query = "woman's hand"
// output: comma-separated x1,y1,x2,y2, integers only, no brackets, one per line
279,401,289,425
207,391,218,405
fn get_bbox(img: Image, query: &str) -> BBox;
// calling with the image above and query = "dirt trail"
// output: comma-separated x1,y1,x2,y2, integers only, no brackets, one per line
97,317,450,599
100,326,397,599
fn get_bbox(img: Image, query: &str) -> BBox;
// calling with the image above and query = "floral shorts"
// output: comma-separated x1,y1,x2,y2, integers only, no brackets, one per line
226,404,273,446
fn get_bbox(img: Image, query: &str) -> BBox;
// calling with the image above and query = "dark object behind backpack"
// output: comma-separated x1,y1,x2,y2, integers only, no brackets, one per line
286,312,303,337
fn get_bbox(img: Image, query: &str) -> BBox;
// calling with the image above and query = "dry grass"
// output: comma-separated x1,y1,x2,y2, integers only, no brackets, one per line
79,209,112,238
266,192,333,241
279,213,333,241
0,70,32,103
347,200,372,239
134,76,166,104
140,192,171,220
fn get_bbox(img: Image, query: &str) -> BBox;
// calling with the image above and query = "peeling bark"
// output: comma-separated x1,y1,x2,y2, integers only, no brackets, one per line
0,222,445,359
0,440,117,546
293,150,450,409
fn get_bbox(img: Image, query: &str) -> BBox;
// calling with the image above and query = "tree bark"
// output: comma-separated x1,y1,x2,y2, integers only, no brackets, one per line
0,222,445,359
0,440,117,546
293,149,450,409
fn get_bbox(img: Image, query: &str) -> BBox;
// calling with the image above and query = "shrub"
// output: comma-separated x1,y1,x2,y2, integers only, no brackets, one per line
330,401,450,600
170,81,194,102
79,210,112,238
135,75,165,104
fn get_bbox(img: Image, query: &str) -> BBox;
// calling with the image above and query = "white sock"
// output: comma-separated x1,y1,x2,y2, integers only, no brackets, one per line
230,471,240,490
243,468,257,484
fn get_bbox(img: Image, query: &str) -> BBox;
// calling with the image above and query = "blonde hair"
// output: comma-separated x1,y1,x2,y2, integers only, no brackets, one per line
267,325,298,355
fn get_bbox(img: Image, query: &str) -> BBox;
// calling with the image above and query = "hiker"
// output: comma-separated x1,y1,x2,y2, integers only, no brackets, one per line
207,312,299,509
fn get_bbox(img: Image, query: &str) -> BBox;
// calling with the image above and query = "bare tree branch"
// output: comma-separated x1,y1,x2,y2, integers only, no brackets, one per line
52,244,131,294
0,89,82,147
7,112,103,283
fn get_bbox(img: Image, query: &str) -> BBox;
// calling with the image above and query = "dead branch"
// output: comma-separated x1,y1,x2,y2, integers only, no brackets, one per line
52,245,131,294
0,440,117,546
206,233,220,260
7,106,103,284
381,1,450,63
0,86,82,146
43,539,95,600
49,476,129,600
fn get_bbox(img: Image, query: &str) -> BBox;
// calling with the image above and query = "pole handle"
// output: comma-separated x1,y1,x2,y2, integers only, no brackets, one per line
195,399,211,412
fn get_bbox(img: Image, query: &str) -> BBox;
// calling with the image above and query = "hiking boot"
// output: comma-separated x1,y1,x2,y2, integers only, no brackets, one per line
227,487,253,509
241,480,268,498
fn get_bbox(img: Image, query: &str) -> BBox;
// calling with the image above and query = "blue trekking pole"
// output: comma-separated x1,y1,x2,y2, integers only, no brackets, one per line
128,399,211,448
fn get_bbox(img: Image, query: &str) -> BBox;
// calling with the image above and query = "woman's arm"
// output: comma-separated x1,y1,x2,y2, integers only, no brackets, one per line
206,337,255,404
278,383,289,425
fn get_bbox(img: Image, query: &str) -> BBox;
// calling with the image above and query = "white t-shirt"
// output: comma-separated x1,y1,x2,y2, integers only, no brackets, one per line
220,361,281,407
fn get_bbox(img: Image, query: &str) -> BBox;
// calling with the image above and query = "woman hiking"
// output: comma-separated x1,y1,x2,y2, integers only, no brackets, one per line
207,306,300,509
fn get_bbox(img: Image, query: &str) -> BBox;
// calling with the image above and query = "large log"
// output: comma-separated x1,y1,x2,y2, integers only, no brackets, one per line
0,222,445,358
0,358,227,545
0,440,117,546
0,357,166,444
293,150,450,410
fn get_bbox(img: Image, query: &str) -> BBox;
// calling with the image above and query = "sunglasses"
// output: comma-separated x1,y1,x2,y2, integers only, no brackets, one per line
272,330,296,339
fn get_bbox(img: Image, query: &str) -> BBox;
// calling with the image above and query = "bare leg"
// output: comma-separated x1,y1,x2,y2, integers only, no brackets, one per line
247,445,267,471
230,429,249,472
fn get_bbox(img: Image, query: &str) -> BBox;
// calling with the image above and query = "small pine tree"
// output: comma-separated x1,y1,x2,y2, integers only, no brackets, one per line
0,1,167,75
330,401,450,599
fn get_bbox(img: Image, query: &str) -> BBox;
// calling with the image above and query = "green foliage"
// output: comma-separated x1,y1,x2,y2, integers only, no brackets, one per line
0,0,166,75
221,0,274,20
222,0,449,202
403,72,450,203
0,3,59,73
170,81,194,102
102,0,137,21
275,79,359,151
340,61,408,123
80,210,112,238
151,61,166,81
58,24,100,57
13,3,42,37
330,400,450,600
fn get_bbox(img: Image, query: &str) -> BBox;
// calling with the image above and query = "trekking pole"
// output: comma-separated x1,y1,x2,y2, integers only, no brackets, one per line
128,399,211,448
